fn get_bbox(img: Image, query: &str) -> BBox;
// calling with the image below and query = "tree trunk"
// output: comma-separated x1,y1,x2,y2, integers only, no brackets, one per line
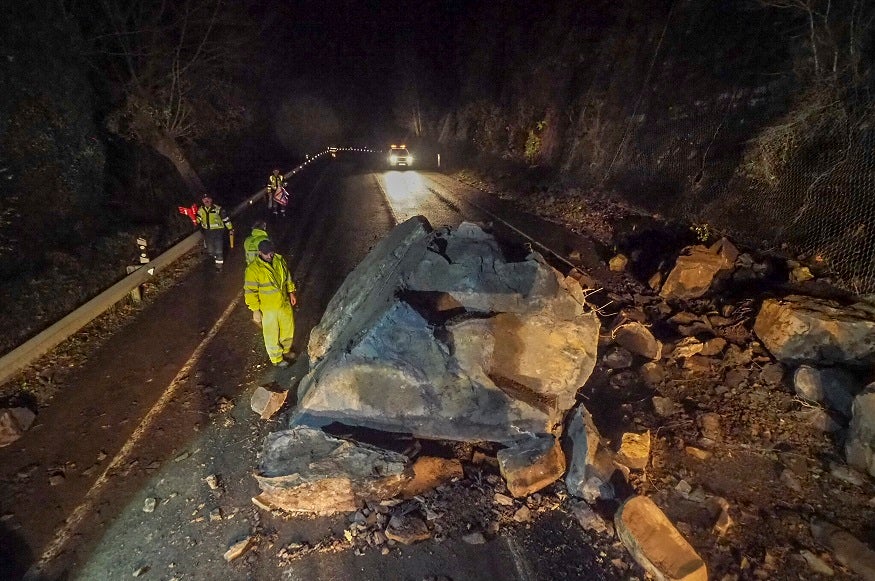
149,132,206,195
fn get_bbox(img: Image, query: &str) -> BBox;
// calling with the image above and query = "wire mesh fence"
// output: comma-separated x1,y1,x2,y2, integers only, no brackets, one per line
583,2,875,295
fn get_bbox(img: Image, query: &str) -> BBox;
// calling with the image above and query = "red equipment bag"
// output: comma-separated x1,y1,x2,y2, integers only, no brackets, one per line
273,186,289,206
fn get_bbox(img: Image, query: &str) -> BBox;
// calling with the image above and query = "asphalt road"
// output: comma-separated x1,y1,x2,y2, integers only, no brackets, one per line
0,155,620,581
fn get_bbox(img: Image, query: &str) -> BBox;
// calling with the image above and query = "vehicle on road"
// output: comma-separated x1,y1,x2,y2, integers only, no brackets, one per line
387,144,413,168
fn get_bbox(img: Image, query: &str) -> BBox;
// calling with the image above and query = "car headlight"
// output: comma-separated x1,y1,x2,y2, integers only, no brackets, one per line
408,156,413,163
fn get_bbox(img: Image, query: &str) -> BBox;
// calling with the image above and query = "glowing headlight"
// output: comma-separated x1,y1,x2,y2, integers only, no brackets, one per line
408,156,413,163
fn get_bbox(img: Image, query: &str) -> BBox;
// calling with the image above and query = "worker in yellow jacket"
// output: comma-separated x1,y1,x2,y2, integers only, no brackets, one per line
244,239,297,367
196,194,234,271
243,220,269,265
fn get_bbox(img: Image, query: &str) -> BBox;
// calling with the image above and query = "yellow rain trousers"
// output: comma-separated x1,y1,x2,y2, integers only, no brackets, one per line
244,253,296,364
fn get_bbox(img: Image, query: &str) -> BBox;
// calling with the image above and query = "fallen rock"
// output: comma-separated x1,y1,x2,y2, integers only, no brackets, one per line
253,427,411,515
640,362,666,386
609,254,629,272
829,462,866,486
513,505,532,523
794,366,860,417
603,347,633,369
224,536,253,562
142,498,156,513
800,408,842,433
250,385,289,420
699,337,726,357
846,386,875,477
616,431,651,470
294,220,600,443
0,408,36,447
461,531,486,545
697,413,722,442
653,396,682,417
754,296,875,366
684,446,712,461
660,239,737,300
307,216,431,361
497,435,565,497
565,406,616,502
385,514,431,545
811,519,875,580
613,322,663,360
615,496,708,581
672,337,704,359
800,550,834,576
708,497,733,536
400,457,463,498
570,501,611,535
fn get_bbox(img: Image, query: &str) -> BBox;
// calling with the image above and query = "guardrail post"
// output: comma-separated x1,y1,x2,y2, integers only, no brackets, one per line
126,237,150,304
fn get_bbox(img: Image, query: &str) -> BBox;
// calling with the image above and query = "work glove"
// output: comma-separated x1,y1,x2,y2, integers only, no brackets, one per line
252,310,262,326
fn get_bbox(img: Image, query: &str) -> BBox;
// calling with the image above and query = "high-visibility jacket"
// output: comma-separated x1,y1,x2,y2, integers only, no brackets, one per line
197,204,233,231
267,173,285,193
244,253,296,312
243,228,269,265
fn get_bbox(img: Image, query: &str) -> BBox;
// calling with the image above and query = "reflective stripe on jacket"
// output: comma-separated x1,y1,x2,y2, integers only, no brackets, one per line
243,228,269,265
244,253,296,312
268,174,285,193
197,204,233,231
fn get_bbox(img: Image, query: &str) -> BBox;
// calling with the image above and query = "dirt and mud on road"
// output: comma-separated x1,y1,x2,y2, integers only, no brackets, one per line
1,157,874,580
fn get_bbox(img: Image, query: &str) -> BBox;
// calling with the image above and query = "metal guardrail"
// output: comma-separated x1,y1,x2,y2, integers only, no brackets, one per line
0,151,337,387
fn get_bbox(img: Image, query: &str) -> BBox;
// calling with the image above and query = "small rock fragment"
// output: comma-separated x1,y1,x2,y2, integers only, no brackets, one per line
609,254,629,272
571,501,610,535
143,498,156,513
603,347,634,370
614,322,663,360
799,550,834,576
461,532,486,545
497,435,565,498
493,493,514,506
697,413,722,442
205,474,220,490
513,506,532,523
684,446,712,461
132,566,149,577
652,396,681,417
223,536,253,562
640,362,666,386
780,469,803,493
616,431,651,470
385,514,431,545
0,408,36,447
250,385,289,420
400,457,463,498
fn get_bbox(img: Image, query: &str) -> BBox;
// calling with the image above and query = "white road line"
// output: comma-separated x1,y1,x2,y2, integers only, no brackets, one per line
25,292,243,579
504,535,536,581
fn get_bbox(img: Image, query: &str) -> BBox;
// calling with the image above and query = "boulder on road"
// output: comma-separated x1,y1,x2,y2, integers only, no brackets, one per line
293,219,600,443
754,296,875,366
253,427,411,515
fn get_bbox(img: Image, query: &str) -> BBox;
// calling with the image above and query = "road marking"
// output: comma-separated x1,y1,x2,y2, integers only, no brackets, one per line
25,292,243,579
504,535,536,581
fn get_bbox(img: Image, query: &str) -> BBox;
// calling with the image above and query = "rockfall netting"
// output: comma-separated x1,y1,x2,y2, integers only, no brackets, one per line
590,2,875,294
445,0,875,294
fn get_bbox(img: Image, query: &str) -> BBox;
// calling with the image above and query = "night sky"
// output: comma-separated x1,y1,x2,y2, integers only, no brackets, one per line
245,0,468,147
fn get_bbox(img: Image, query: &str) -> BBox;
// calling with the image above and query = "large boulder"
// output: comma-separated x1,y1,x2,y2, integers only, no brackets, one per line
293,220,600,443
307,216,431,361
253,427,411,515
754,296,875,366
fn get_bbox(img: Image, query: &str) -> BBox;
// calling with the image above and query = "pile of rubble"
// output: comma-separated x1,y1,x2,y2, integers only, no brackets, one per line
248,219,875,580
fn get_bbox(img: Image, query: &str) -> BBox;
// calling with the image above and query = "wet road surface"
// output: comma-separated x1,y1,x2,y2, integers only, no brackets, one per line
1,156,619,580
